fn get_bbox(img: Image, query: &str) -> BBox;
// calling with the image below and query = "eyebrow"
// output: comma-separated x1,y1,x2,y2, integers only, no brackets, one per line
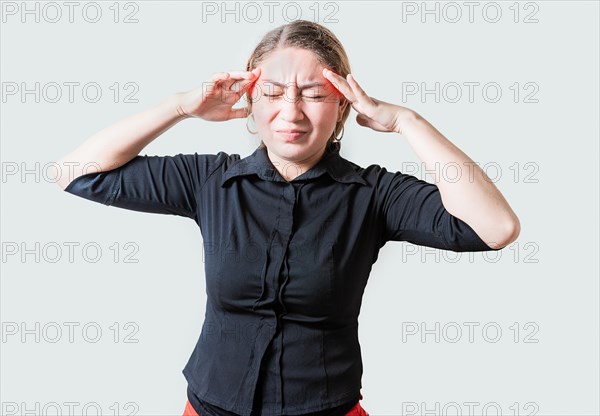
262,79,326,90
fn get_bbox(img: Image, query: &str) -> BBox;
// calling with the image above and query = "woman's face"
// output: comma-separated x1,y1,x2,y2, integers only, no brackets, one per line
250,47,346,168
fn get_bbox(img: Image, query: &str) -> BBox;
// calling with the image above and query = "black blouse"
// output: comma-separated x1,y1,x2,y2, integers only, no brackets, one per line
64,141,498,416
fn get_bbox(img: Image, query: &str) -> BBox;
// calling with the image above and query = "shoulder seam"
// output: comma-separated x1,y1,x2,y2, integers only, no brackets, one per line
199,152,235,193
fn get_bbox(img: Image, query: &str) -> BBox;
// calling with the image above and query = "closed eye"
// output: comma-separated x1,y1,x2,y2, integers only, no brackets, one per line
263,94,326,100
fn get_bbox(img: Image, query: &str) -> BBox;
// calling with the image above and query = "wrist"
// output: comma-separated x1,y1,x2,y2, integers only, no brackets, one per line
167,93,191,121
395,108,421,135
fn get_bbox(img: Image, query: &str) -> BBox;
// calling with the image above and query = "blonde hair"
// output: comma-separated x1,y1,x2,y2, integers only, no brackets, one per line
244,20,351,150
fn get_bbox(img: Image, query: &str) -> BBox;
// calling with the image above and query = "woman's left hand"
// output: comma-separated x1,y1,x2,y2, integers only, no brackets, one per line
322,68,413,135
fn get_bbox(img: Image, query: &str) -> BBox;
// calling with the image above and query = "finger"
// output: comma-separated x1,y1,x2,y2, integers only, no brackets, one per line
227,70,258,79
228,78,254,94
323,68,357,104
356,113,380,130
246,67,261,96
211,70,255,89
347,74,369,102
356,114,369,128
321,68,343,100
223,69,261,92
225,75,261,95
210,72,231,82
206,73,231,95
230,106,250,119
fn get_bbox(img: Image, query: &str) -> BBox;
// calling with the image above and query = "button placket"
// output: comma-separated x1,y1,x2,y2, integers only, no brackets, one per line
273,182,300,414
251,230,277,312
248,179,306,414
277,181,305,318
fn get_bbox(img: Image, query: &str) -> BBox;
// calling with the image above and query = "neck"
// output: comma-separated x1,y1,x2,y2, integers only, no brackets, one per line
267,144,329,182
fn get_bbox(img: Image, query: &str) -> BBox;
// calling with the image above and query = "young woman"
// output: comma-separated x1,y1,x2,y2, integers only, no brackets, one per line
58,20,520,416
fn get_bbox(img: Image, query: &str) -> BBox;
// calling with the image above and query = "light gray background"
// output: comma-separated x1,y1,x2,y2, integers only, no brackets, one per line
1,1,598,415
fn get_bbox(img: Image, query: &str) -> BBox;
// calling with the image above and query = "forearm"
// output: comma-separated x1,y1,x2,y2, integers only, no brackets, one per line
57,94,189,190
399,111,520,249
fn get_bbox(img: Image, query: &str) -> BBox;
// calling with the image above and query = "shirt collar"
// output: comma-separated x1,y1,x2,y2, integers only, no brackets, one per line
220,141,368,187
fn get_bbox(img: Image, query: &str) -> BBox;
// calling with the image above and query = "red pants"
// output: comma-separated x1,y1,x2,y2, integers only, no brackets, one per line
182,394,369,416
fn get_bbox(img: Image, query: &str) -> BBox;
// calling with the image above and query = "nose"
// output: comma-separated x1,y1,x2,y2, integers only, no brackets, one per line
279,88,305,122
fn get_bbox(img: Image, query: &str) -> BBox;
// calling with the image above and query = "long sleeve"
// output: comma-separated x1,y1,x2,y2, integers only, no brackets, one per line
376,168,499,252
64,152,227,221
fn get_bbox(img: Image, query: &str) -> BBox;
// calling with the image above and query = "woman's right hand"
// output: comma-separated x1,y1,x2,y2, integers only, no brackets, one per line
175,68,261,122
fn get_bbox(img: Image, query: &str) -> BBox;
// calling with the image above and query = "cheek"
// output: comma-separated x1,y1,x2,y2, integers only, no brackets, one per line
304,105,339,126
251,103,274,125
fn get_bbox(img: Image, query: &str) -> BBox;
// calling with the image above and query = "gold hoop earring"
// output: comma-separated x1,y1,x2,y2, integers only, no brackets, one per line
246,112,258,135
333,124,344,142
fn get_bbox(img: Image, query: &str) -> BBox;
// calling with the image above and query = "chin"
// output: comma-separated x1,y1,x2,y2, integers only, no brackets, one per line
272,143,310,159
265,135,328,160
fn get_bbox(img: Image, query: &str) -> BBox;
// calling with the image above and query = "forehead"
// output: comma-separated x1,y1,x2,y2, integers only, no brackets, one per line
258,47,325,85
